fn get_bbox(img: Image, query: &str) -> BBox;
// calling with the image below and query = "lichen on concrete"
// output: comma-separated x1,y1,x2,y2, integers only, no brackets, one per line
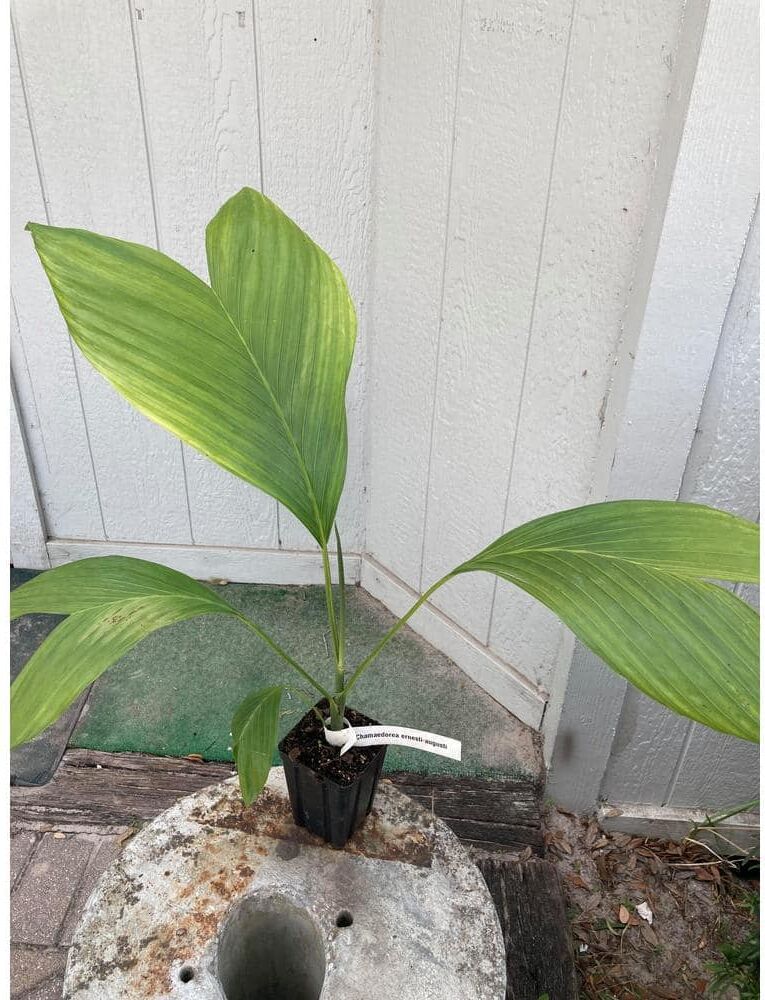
64,769,505,999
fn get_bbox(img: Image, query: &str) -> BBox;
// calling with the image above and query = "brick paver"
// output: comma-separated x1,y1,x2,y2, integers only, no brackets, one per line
11,833,96,946
60,836,124,947
10,827,124,997
11,944,69,1000
10,831,38,892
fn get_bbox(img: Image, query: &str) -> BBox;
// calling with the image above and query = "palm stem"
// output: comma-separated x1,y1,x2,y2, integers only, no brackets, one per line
334,526,347,714
321,542,340,663
342,572,456,698
233,611,335,706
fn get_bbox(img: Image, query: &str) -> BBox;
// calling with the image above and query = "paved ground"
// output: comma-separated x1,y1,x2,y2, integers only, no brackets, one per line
11,824,127,999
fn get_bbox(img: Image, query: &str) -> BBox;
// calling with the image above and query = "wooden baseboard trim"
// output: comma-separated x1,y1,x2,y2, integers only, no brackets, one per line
46,539,362,586
361,555,547,730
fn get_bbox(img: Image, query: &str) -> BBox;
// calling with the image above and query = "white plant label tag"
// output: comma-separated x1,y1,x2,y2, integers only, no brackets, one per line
324,721,461,761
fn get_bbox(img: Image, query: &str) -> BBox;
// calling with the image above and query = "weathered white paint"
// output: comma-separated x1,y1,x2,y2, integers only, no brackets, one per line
365,0,703,697
47,540,361,587
12,0,194,545
130,0,276,550
364,0,463,588
254,0,375,554
10,0,373,556
598,803,760,854
10,0,758,817
600,202,760,813
485,0,694,690
536,13,713,783
419,0,572,644
10,21,104,540
680,203,760,526
10,380,49,570
547,0,759,809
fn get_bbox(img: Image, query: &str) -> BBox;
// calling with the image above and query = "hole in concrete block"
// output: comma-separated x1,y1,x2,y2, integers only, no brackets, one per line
217,895,325,1000
335,910,353,928
178,966,194,983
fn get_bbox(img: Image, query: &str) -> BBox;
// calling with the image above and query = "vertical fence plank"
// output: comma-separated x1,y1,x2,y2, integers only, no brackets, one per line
602,203,760,811
131,0,277,548
10,25,104,541
365,0,463,587
665,724,759,812
254,0,375,553
419,1,574,641
12,0,192,545
488,0,688,690
10,378,50,569
548,0,758,810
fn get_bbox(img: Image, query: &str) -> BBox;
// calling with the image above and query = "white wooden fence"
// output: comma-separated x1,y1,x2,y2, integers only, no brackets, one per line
10,0,759,825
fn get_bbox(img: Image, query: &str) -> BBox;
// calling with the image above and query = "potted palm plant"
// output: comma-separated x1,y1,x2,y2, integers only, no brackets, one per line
11,188,759,847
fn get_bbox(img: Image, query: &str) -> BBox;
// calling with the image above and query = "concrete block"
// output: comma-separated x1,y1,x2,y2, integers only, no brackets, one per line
65,770,506,999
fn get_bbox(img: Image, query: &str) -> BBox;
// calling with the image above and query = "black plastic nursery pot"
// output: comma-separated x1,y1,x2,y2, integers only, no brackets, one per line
278,700,387,849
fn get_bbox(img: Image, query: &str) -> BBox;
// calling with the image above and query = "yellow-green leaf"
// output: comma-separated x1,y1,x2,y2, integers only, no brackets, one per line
10,557,237,748
456,501,759,742
231,686,284,805
27,188,356,544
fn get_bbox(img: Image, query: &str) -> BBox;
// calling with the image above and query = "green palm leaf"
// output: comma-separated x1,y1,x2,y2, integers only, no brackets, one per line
231,686,284,805
27,188,356,544
456,501,759,742
10,557,238,748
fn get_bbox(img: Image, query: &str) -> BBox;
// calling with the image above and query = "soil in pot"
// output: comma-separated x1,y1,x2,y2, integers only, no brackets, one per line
278,699,387,848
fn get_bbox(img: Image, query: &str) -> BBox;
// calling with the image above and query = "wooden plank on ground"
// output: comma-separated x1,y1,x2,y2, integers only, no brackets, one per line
478,857,578,1000
10,750,543,854
390,771,543,854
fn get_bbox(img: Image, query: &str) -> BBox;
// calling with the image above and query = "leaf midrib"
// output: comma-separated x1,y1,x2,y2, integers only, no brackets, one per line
11,593,228,621
470,543,757,735
211,288,327,544
472,544,750,582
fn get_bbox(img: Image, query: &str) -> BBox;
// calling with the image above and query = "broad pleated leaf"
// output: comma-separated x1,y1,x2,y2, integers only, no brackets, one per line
11,557,238,748
231,686,284,804
27,188,356,544
455,501,759,742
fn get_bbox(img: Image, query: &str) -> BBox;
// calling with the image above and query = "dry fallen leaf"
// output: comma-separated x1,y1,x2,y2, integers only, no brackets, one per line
584,820,600,847
695,868,718,882
52,831,66,839
641,923,659,947
618,905,630,924
566,872,592,891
